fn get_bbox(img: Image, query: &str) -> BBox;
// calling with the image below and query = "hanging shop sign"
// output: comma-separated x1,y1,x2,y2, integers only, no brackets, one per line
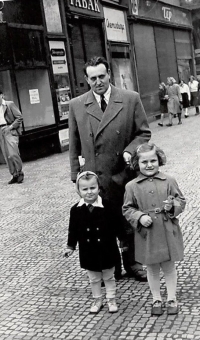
103,7,128,42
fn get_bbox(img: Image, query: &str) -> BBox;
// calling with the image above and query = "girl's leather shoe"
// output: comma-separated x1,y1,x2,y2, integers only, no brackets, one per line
151,300,163,316
167,300,178,315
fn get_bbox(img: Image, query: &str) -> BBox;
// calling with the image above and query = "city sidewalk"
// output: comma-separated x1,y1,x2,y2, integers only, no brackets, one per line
0,108,200,340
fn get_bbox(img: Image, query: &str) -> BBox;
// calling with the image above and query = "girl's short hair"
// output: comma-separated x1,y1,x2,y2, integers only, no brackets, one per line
130,143,167,171
76,171,99,192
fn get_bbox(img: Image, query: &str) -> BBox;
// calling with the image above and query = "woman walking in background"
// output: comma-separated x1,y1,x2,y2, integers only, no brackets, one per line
158,83,168,127
166,77,182,126
188,76,199,115
179,80,190,118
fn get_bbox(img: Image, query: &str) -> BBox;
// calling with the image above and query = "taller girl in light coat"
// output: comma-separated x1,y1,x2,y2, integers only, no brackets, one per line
122,143,186,316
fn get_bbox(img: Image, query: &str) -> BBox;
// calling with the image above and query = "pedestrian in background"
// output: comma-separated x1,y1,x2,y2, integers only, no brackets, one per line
166,77,182,126
68,56,151,282
0,90,24,184
122,142,186,316
158,82,168,127
188,76,199,115
65,171,126,314
179,80,190,118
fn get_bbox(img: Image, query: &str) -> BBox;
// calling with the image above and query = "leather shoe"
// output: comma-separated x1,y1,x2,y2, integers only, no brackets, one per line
127,268,147,282
151,300,163,316
8,176,18,184
17,172,24,184
167,300,178,315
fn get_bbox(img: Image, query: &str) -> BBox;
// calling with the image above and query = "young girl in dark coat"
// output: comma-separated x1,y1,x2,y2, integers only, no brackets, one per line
122,143,186,316
65,171,125,314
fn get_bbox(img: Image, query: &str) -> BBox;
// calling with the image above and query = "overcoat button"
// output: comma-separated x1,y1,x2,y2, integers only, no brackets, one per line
87,228,90,231
116,152,120,156
97,239,100,242
95,153,99,157
96,228,99,230
116,130,120,134
87,239,90,242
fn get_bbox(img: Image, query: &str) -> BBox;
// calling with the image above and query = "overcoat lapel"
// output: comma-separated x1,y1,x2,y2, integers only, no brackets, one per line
2,103,7,115
85,86,123,140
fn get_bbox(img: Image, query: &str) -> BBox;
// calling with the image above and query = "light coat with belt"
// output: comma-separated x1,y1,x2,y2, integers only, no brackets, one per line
69,85,151,205
122,172,186,265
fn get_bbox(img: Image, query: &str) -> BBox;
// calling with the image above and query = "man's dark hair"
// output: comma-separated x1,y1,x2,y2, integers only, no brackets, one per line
84,56,109,76
0,90,3,95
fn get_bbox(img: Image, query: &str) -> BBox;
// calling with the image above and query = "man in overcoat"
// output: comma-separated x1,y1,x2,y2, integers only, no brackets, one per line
0,90,24,184
69,56,151,280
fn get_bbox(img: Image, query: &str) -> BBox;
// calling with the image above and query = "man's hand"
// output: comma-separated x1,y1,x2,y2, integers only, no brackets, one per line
64,249,74,258
139,215,152,228
123,152,131,165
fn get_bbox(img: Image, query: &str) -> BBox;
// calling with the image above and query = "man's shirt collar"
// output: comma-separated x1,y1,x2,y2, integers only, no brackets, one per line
93,85,111,105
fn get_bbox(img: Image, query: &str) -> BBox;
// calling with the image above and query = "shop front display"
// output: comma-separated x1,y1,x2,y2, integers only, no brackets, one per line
124,0,193,116
103,6,136,92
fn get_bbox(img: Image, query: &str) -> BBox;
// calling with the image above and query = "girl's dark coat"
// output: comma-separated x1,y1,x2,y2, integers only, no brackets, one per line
67,200,124,271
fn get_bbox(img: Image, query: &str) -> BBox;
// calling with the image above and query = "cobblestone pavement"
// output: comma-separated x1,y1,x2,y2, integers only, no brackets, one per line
0,108,200,340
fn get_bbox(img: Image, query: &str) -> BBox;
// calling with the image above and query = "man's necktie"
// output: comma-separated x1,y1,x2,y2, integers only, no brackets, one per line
87,204,94,213
100,94,107,112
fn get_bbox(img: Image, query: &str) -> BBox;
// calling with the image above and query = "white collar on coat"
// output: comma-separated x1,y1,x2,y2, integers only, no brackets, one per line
77,195,104,207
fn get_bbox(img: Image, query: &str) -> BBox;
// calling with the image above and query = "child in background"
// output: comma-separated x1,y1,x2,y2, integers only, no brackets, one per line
122,143,186,316
65,171,125,314
179,80,190,118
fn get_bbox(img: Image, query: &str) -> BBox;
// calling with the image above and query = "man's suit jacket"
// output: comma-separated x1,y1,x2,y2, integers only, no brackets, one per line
69,85,151,204
2,101,23,135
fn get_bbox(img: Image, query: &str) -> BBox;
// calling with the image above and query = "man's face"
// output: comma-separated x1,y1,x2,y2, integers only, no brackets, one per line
85,63,110,95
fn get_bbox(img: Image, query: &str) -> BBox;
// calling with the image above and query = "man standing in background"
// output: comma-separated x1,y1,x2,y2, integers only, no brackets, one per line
0,90,24,184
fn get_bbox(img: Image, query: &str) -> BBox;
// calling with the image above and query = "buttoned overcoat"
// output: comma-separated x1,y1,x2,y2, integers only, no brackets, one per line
67,200,124,271
69,85,151,205
122,172,186,265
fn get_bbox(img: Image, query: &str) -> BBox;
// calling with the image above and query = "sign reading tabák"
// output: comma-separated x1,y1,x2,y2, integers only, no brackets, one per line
68,0,103,17
103,7,128,42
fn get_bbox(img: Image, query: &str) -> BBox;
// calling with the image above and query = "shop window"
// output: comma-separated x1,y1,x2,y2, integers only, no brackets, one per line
133,24,159,95
15,69,55,131
0,70,19,108
10,28,46,68
69,19,105,96
0,25,11,67
154,26,178,83
110,45,135,91
49,41,72,121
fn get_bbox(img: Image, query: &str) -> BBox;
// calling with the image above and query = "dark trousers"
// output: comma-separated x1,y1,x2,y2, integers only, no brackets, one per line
115,232,143,275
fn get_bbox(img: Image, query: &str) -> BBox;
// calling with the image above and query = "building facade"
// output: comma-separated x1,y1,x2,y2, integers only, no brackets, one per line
0,0,195,163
